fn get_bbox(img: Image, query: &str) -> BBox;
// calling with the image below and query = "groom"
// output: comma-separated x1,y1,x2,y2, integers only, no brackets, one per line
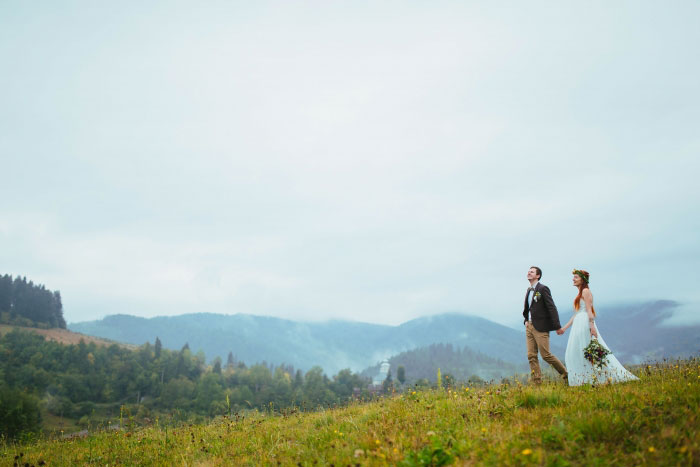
523,266,568,385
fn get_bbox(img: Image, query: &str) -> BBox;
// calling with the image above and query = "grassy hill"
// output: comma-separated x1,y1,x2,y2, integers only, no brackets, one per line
2,359,698,465
0,324,133,349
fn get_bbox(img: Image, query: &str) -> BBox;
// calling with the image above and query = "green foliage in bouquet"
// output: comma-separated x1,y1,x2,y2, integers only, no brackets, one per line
583,338,611,370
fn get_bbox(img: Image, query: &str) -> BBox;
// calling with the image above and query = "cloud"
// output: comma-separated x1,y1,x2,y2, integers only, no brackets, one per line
1,1,699,326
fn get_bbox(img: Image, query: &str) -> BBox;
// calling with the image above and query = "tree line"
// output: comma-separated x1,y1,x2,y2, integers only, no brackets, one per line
0,274,66,329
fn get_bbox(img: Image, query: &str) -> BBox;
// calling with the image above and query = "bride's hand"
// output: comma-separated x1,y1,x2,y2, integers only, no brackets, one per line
589,324,598,338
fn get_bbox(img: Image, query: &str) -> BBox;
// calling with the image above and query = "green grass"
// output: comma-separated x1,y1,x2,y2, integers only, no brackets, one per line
2,359,699,466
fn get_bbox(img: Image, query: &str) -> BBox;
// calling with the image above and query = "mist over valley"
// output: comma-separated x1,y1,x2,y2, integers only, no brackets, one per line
69,300,697,379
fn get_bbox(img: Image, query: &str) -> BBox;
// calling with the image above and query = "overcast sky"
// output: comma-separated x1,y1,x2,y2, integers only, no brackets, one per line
2,1,699,328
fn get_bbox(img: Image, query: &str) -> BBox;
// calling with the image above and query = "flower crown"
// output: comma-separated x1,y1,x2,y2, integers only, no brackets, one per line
572,269,590,283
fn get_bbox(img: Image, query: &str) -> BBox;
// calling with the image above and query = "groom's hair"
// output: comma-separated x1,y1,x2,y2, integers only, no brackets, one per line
530,266,542,279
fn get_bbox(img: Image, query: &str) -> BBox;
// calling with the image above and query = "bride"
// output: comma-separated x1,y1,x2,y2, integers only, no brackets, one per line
556,269,639,386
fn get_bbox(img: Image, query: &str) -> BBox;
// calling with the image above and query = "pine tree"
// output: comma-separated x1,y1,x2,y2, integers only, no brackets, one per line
52,291,66,328
155,337,162,359
382,370,393,393
397,365,406,385
294,369,304,388
0,274,65,327
0,274,12,312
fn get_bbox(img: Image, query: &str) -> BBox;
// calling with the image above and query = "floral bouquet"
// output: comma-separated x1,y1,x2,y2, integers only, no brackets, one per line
583,337,611,370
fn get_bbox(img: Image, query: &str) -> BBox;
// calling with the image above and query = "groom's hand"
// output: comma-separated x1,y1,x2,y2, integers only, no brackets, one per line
556,328,564,335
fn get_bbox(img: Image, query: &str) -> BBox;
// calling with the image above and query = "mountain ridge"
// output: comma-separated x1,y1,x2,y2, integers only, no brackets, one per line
69,300,697,374
70,312,529,374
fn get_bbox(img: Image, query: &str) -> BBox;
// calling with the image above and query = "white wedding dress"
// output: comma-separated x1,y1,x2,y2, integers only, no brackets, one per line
564,301,639,386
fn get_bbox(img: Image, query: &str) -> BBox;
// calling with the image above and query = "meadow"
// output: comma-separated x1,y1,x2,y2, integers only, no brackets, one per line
2,358,698,466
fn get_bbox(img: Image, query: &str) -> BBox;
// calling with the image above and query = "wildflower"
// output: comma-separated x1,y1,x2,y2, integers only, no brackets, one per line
522,449,533,455
648,447,655,453
412,391,416,395
375,439,381,445
426,431,436,436
481,428,487,433
465,387,470,392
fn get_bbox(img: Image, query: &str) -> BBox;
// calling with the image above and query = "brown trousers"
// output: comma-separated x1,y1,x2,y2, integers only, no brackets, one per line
526,323,567,383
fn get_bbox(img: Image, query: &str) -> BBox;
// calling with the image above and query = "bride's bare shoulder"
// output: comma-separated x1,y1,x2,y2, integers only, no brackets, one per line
582,288,593,299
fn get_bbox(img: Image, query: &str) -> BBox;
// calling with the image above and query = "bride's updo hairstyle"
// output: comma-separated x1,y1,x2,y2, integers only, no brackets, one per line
573,269,596,316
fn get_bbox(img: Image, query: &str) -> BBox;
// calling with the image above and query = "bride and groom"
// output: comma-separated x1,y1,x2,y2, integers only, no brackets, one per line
523,266,638,386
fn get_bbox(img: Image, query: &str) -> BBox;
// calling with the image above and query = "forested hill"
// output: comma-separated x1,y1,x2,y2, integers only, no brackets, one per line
361,343,526,384
0,274,66,329
0,327,371,439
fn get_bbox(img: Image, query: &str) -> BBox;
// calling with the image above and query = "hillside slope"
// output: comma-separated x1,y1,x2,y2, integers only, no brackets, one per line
0,324,132,348
3,360,698,465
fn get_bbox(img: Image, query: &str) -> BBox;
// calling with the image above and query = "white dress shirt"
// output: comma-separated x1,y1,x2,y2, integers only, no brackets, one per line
527,281,539,308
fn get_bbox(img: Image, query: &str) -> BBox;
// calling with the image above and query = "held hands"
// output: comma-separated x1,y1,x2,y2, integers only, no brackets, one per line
556,328,565,335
